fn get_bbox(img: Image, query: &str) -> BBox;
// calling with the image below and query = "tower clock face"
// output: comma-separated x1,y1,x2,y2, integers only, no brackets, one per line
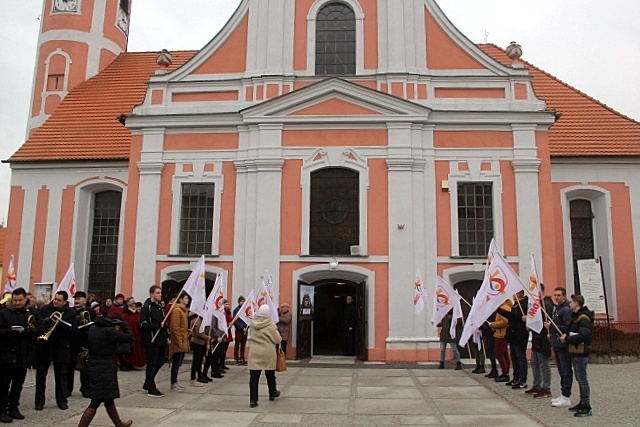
53,0,79,13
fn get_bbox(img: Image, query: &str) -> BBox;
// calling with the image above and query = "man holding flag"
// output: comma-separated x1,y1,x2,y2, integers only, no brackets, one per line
528,283,554,398
431,277,463,370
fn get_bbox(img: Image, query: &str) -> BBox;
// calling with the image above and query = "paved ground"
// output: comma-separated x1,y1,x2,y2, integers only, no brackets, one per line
11,358,640,426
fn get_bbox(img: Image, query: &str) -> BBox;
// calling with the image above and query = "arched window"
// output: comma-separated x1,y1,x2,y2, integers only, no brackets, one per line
310,167,359,255
315,3,356,76
88,191,122,301
570,199,595,289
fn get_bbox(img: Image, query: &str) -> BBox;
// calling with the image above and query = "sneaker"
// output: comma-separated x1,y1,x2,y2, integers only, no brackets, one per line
147,388,165,398
190,380,204,388
574,406,592,417
569,402,585,412
0,413,13,423
524,386,540,394
7,409,24,420
552,395,572,407
234,360,241,365
485,370,498,378
240,360,248,366
505,379,515,386
534,390,552,399
170,383,185,392
512,382,527,390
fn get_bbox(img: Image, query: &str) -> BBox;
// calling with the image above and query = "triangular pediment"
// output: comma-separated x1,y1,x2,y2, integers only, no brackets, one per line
242,78,431,123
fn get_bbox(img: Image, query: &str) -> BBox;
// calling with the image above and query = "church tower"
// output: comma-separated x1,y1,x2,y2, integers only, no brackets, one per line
27,0,132,135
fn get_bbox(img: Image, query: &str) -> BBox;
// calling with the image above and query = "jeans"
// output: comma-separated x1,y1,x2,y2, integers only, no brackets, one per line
484,334,497,372
494,338,510,375
249,370,276,403
572,356,590,405
144,346,166,391
439,341,461,362
234,328,247,361
531,350,551,391
554,348,573,398
510,344,527,384
170,352,185,384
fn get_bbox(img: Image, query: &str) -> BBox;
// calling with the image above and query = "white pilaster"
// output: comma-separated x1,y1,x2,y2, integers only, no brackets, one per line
512,125,542,279
16,185,39,289
42,186,63,281
246,0,295,76
133,128,165,289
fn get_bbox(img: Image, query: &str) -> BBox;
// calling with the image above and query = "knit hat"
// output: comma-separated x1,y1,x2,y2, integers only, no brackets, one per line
238,296,245,303
257,304,271,317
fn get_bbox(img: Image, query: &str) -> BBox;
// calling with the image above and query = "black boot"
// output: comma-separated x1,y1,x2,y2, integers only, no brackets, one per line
475,365,486,374
77,408,96,427
471,364,480,374
485,368,498,378
438,361,445,369
455,362,462,370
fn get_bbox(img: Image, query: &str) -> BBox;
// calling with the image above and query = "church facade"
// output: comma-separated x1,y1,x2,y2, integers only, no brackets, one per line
3,0,640,361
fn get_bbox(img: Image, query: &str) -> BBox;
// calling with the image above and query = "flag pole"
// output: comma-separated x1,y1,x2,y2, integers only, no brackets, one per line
151,289,184,343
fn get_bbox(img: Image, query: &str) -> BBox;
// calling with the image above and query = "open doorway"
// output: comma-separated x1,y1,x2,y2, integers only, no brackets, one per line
313,281,357,355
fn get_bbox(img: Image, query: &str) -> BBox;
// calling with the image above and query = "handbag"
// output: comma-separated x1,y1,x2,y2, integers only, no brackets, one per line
276,347,287,372
115,341,132,355
75,347,89,373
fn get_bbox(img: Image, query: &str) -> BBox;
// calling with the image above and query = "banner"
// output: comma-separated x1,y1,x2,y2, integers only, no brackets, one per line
526,255,544,333
431,276,461,327
55,263,76,305
3,255,16,293
255,279,279,324
236,289,257,327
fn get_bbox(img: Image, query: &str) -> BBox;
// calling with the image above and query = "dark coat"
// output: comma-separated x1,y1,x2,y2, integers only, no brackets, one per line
0,300,46,366
139,298,167,348
37,303,78,363
550,299,573,350
565,306,595,356
498,297,530,349
438,312,462,344
342,302,357,329
531,296,554,357
87,317,134,401
70,305,96,355
232,305,247,330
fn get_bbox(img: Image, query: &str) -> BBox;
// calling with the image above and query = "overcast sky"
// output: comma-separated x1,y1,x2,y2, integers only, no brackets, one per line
1,0,638,223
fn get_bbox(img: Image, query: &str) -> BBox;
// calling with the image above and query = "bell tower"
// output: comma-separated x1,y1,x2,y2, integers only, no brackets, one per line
27,0,132,135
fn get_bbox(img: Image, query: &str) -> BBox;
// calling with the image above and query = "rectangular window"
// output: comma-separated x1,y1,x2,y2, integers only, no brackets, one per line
88,191,122,302
179,183,215,255
457,182,494,257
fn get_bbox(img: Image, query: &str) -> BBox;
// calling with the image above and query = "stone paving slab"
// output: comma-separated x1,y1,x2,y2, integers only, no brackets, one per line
154,410,258,427
433,397,521,415
354,398,433,415
443,414,544,427
285,384,352,398
424,385,497,399
268,397,351,414
356,386,425,399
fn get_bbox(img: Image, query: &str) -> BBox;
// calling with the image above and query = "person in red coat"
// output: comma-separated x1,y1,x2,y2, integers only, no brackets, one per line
222,300,234,371
121,298,146,369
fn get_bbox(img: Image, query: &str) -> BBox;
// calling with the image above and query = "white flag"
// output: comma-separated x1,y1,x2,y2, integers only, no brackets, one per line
255,279,279,324
4,255,16,293
263,270,278,307
459,242,525,346
182,256,207,318
431,276,461,327
236,289,257,327
55,263,76,305
210,273,229,333
449,299,464,339
526,255,544,333
413,269,427,315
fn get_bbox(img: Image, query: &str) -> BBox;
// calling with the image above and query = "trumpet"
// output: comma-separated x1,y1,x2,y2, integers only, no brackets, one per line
38,311,63,341
0,293,11,305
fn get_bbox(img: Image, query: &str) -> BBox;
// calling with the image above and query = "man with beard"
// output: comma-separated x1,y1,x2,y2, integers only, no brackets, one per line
35,291,78,410
67,291,95,398
0,288,47,422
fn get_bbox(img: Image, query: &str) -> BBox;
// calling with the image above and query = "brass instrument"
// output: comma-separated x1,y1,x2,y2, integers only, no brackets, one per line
27,314,36,330
38,311,63,341
0,293,11,305
81,310,91,325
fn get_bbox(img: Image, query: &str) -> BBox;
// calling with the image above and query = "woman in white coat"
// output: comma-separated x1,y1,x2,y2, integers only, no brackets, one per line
248,305,282,408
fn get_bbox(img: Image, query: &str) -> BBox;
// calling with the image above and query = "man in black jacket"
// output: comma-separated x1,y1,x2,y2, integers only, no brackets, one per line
0,288,47,422
140,285,168,397
35,290,78,411
547,286,574,408
498,291,529,389
66,290,95,398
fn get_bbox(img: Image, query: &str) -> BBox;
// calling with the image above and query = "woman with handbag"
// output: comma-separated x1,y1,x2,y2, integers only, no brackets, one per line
77,316,134,427
247,304,282,408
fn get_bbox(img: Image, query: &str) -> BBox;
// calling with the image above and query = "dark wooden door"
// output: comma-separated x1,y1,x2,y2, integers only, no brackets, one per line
356,281,367,361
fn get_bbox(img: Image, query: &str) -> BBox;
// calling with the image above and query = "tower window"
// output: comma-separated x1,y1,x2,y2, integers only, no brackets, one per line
315,3,356,76
47,74,64,91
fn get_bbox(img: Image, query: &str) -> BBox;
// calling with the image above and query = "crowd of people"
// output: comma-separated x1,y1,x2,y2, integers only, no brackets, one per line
441,285,595,418
0,282,595,424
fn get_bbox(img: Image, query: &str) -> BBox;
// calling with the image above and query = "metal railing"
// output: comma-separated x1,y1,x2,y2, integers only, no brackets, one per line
592,321,640,353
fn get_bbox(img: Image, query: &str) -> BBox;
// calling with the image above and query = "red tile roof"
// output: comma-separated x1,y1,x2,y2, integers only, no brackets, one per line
479,44,640,156
8,51,196,163
7,46,639,162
